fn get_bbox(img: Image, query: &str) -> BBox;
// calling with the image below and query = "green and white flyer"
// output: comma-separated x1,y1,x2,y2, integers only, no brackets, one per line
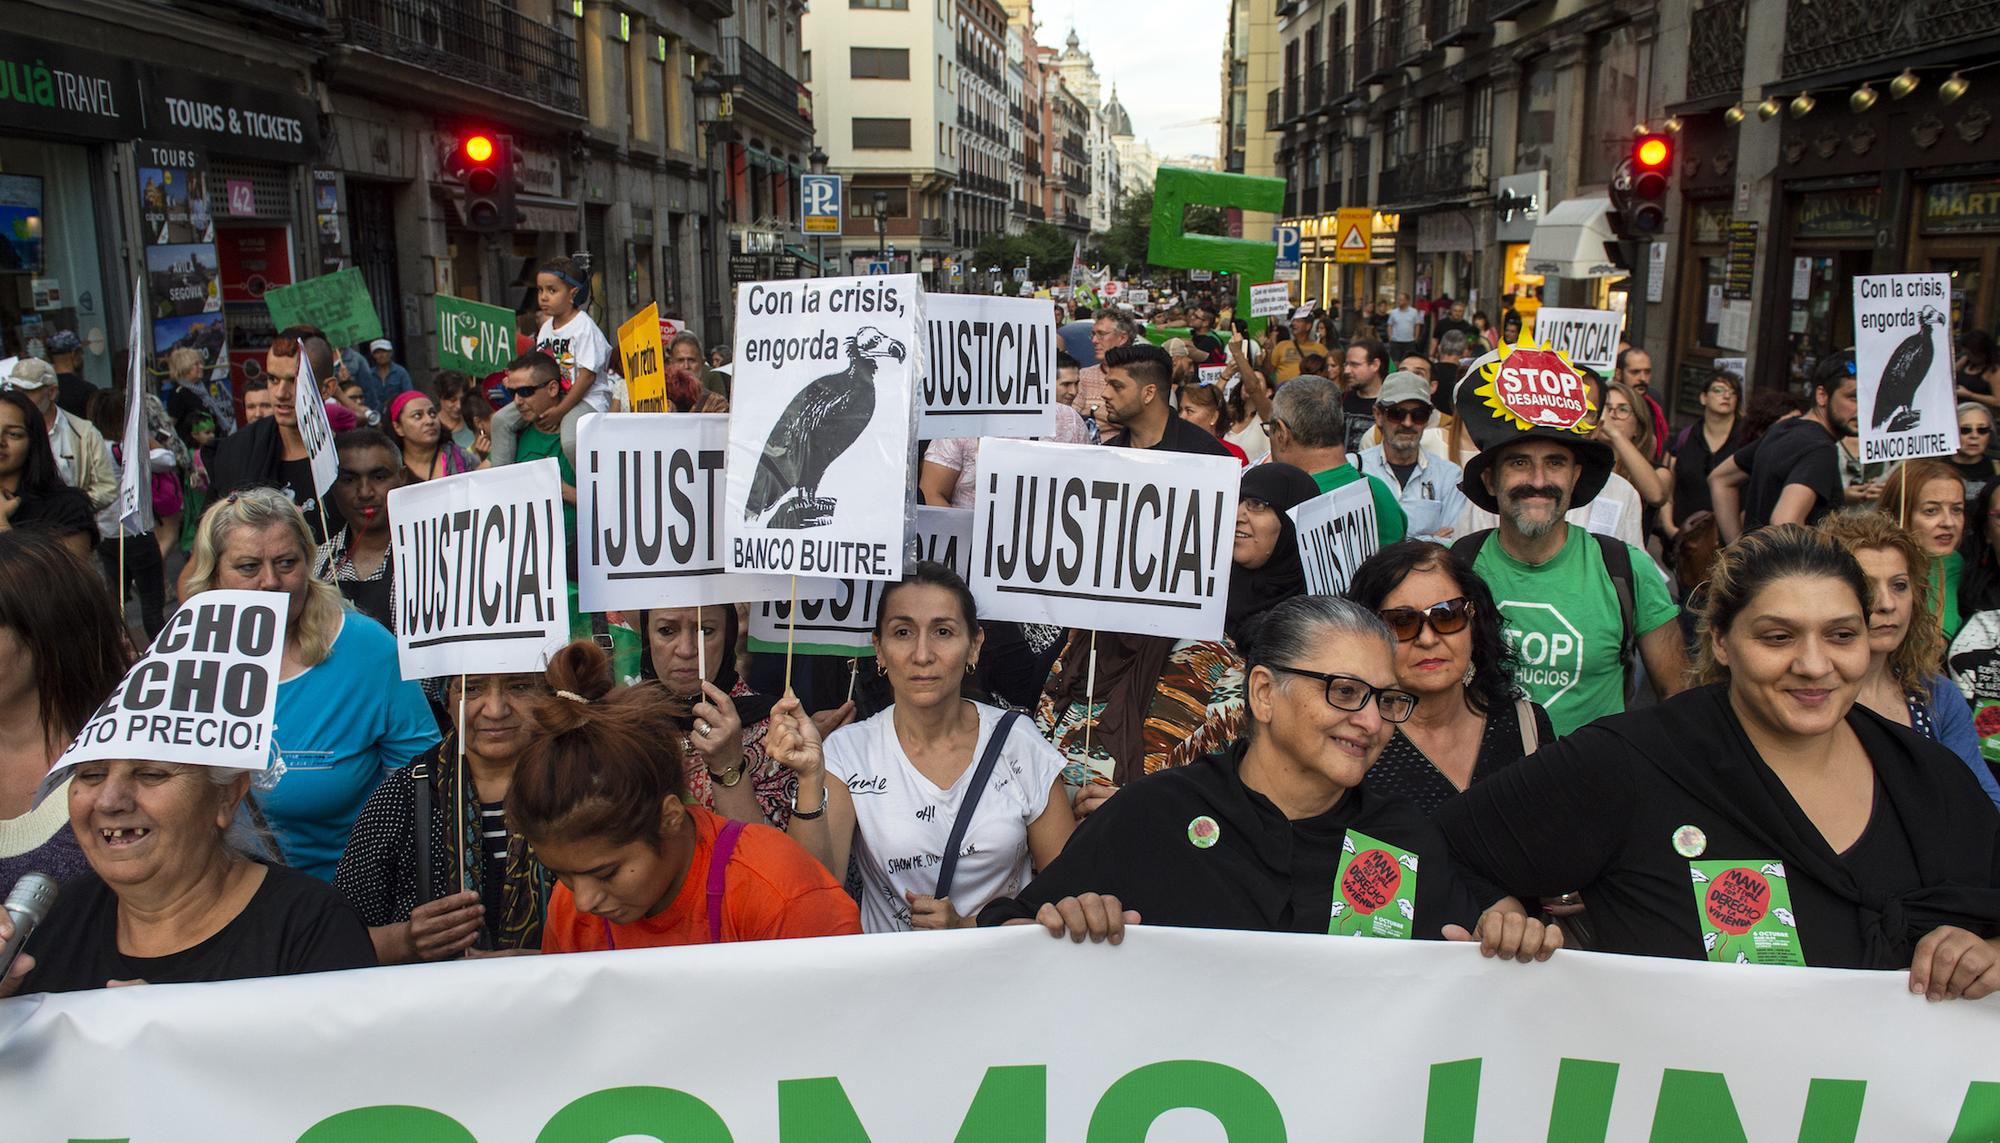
1330,830,1418,939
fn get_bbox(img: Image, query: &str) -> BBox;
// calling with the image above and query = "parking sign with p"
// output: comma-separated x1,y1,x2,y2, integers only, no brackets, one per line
802,174,843,235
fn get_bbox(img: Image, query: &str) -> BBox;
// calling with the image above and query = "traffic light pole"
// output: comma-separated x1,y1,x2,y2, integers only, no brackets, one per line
1621,237,1649,354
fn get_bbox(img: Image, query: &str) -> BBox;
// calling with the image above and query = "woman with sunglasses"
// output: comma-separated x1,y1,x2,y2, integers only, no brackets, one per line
1346,541,1551,816
979,596,1563,963
1951,403,1999,502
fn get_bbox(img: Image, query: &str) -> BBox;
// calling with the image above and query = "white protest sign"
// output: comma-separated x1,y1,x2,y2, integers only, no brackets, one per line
1197,365,1226,387
576,412,789,612
1249,281,1291,318
748,506,973,656
10,930,2000,1141
920,293,1057,438
1530,307,1624,375
40,590,288,801
292,342,338,497
972,440,1238,640
1290,481,1379,594
1855,272,1958,465
389,459,570,680
114,282,154,534
726,275,922,583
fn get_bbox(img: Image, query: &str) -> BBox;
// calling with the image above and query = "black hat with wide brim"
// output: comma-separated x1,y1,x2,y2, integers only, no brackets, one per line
1454,344,1615,513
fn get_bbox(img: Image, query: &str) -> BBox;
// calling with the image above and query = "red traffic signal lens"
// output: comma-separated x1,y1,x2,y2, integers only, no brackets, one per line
1635,136,1669,169
464,134,496,164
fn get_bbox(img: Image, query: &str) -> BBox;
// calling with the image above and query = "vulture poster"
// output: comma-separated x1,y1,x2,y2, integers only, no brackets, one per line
725,274,924,583
1854,272,1959,465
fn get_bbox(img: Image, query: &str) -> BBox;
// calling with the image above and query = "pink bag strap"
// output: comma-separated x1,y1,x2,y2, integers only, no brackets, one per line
706,818,747,944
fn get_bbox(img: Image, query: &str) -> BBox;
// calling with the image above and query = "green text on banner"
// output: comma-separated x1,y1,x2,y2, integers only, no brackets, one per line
435,295,516,375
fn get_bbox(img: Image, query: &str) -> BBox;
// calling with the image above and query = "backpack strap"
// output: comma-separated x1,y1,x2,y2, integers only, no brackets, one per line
706,817,748,944
1589,531,1640,700
1449,528,1495,563
935,710,1022,902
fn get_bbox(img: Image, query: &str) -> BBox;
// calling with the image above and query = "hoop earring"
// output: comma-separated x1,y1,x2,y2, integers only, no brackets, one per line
966,661,977,675
875,661,887,677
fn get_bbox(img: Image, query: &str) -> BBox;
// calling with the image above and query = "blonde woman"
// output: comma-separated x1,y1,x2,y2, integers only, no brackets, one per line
184,489,438,879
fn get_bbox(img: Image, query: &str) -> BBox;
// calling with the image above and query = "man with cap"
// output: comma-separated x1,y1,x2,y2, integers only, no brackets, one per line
1449,344,1685,736
1353,372,1466,541
362,338,414,419
1266,374,1407,549
7,357,115,511
1270,306,1330,385
46,330,97,419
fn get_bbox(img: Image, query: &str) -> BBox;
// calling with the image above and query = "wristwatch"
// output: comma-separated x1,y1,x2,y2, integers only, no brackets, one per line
707,759,747,788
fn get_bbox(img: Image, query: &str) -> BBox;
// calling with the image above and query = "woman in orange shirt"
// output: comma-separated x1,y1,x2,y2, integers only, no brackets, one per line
508,641,860,951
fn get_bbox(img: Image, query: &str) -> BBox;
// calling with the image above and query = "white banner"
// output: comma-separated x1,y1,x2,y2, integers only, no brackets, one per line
388,459,570,680
921,294,1058,439
1530,307,1624,375
1855,273,1958,465
40,590,287,799
115,281,154,534
1249,281,1291,318
576,412,790,612
726,275,923,582
972,440,1238,640
748,506,973,656
292,341,338,498
4,929,1997,1140
1291,481,1379,595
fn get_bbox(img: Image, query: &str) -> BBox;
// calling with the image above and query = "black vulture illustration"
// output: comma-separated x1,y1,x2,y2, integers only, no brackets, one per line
1871,304,1946,433
745,326,907,528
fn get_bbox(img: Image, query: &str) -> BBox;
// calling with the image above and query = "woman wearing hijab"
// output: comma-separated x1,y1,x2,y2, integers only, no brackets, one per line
1225,462,1315,648
1440,525,2000,991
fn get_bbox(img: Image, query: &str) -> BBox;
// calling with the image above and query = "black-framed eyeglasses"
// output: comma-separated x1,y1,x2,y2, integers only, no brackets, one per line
506,380,552,400
1265,665,1418,723
1376,597,1474,642
1261,418,1282,437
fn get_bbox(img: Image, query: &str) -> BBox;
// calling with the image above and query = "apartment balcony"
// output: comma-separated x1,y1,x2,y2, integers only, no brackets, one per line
1356,14,1400,84
1283,80,1301,123
721,37,812,133
1283,187,1297,217
920,217,949,238
1029,203,1046,220
1778,0,1995,81
1320,183,1342,213
1431,0,1490,47
1685,0,1745,103
1396,0,1433,64
327,0,582,116
1305,62,1325,109
1026,156,1043,176
1377,138,1490,207
1321,52,1349,107
1065,174,1090,195
1063,210,1089,230
1488,0,1542,18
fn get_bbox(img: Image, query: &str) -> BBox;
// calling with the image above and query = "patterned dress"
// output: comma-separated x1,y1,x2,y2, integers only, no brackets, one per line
679,680,797,829
1036,639,1246,780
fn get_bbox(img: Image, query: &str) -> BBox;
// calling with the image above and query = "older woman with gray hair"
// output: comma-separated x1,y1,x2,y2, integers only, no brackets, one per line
1,755,375,996
183,488,438,881
978,596,1562,962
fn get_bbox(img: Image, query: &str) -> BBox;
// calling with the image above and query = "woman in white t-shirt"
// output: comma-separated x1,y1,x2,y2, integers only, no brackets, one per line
766,562,1077,932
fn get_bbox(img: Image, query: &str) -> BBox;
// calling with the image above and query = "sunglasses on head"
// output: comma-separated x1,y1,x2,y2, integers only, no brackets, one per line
1377,597,1474,642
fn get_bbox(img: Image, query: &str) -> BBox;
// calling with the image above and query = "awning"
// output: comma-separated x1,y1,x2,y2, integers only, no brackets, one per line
1524,196,1627,280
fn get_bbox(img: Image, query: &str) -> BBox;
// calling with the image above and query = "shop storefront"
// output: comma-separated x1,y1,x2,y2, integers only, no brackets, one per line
1912,173,2000,338
0,36,139,389
1412,208,1486,310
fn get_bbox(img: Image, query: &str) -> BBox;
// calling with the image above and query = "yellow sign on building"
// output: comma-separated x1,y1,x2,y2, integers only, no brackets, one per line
1334,208,1373,265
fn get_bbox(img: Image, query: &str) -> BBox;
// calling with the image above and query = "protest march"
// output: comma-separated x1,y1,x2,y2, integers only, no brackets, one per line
5,4,2000,1135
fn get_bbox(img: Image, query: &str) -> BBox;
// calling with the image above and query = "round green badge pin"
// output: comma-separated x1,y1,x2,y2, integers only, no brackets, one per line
1188,816,1220,849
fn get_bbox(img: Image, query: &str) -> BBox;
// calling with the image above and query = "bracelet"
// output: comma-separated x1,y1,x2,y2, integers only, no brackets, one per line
708,760,747,788
791,782,828,820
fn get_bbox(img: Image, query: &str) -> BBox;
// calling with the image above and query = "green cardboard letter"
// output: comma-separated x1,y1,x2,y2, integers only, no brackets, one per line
1146,168,1287,333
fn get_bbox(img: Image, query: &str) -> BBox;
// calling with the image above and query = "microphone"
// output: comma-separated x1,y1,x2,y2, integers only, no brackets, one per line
0,873,58,985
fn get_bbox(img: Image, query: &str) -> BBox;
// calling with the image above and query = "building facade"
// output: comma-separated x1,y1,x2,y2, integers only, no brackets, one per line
952,0,1010,258
1221,0,1284,240
803,0,957,282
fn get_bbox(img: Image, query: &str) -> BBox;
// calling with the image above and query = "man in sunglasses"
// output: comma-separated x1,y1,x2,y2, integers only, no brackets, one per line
1266,374,1407,549
1709,350,1858,542
1353,372,1465,542
1450,346,1686,737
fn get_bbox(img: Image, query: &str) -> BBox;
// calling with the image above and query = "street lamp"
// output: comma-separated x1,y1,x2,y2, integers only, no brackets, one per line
873,189,889,265
807,144,829,277
693,72,725,346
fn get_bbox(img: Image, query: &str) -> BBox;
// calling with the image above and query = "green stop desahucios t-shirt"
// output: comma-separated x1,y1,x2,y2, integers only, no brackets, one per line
1471,526,1677,737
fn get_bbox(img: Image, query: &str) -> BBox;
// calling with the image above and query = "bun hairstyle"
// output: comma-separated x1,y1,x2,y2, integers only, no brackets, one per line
506,640,687,849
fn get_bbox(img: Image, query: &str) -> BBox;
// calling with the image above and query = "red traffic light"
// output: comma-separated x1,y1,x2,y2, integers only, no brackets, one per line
1635,135,1670,169
464,134,496,163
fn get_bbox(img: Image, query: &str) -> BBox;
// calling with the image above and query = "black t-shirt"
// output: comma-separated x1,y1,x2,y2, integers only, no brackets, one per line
279,456,339,544
1736,416,1840,530
20,862,376,995
1668,420,1741,526
56,372,96,419
1432,318,1477,347
9,485,98,545
1951,455,2000,502
1959,368,1992,398
1111,412,1235,457
1341,388,1378,455
1364,699,1554,817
